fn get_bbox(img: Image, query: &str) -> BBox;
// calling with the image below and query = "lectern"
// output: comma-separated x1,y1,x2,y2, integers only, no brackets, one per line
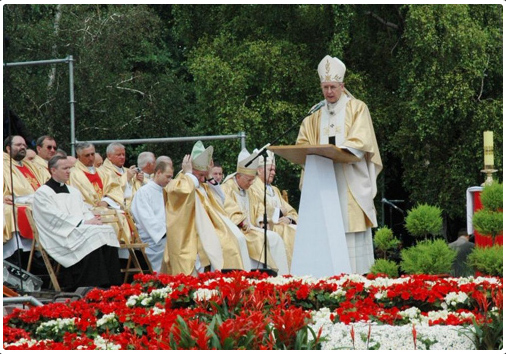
269,145,359,277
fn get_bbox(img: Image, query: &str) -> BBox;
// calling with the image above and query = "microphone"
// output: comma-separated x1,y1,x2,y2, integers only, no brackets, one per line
381,198,403,213
308,100,325,115
245,143,271,168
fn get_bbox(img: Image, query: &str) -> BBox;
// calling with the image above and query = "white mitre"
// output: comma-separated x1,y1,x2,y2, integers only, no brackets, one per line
236,148,258,176
318,55,346,83
255,149,275,166
191,140,213,171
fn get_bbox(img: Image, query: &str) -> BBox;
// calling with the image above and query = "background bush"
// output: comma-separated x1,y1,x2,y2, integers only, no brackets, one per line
400,239,456,275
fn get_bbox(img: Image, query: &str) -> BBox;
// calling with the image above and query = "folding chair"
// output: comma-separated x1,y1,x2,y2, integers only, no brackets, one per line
94,207,152,283
25,208,61,291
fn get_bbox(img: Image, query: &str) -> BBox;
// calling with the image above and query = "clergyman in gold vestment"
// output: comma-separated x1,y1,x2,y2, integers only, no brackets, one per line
161,141,249,276
296,55,382,274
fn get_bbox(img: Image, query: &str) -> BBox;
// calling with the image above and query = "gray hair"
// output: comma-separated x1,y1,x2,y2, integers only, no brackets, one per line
106,142,125,156
75,142,94,156
137,151,155,169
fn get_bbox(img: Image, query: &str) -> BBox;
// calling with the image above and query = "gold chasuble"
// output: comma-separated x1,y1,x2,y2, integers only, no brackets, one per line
3,153,46,242
99,158,140,210
69,160,131,242
161,173,245,276
249,177,297,268
296,98,382,232
221,177,277,269
69,160,124,207
31,154,51,183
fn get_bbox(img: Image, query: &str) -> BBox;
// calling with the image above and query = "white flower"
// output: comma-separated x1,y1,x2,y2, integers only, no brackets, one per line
150,285,173,298
192,288,219,302
35,317,76,335
152,306,166,315
4,338,38,348
141,297,152,306
96,312,117,327
330,288,346,298
374,290,387,300
444,291,469,308
398,306,421,321
308,322,475,350
94,335,122,350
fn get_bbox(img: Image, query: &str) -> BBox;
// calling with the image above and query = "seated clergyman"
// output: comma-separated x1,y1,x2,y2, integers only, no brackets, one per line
32,155,122,291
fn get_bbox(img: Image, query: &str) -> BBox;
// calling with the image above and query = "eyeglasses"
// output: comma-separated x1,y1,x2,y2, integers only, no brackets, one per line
46,146,57,150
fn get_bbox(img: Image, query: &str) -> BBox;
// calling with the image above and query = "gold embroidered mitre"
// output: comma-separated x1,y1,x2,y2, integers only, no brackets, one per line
318,55,346,83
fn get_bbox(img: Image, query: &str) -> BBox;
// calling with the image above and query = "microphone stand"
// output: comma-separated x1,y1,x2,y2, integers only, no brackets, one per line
245,102,324,277
4,35,25,294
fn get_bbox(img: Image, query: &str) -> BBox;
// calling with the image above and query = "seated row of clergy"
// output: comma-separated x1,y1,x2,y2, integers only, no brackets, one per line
4,135,297,278
134,140,296,276
3,135,164,262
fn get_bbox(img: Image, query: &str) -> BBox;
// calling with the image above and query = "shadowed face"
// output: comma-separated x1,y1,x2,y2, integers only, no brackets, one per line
236,173,256,190
155,166,173,188
94,153,103,168
192,169,208,184
258,164,276,185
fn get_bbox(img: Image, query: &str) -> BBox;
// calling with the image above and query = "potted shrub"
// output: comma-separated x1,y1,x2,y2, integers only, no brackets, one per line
467,245,503,277
369,259,399,278
400,239,456,275
373,226,401,259
405,204,443,241
473,182,503,246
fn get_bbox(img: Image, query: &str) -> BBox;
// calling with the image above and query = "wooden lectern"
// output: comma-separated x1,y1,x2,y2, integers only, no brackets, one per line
268,145,358,277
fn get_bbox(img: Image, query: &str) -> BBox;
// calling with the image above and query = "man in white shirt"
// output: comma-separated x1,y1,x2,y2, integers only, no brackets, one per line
33,155,121,291
130,160,173,272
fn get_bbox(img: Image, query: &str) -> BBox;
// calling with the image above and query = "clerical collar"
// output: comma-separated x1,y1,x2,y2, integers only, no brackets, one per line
114,165,124,173
46,178,70,194
326,100,339,115
87,166,96,173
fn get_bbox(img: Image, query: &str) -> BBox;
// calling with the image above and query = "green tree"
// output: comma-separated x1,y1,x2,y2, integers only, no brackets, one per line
391,5,503,220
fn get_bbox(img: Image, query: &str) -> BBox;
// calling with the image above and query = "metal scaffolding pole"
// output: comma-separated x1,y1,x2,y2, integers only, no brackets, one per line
4,56,76,155
82,131,247,149
4,56,247,155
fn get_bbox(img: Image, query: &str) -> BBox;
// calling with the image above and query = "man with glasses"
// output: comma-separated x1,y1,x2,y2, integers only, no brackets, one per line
32,135,58,182
3,135,46,259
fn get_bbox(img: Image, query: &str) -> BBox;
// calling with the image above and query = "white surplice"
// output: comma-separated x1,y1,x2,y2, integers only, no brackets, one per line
32,185,119,268
131,180,168,273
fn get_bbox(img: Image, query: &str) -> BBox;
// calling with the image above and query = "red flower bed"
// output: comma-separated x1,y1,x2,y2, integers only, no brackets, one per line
3,271,502,350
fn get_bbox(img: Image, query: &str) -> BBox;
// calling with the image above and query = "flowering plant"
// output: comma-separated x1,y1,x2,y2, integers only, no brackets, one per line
4,271,502,350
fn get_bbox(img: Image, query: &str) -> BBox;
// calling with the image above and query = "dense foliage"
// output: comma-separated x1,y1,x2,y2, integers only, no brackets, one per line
3,4,503,230
468,245,503,277
400,239,456,275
